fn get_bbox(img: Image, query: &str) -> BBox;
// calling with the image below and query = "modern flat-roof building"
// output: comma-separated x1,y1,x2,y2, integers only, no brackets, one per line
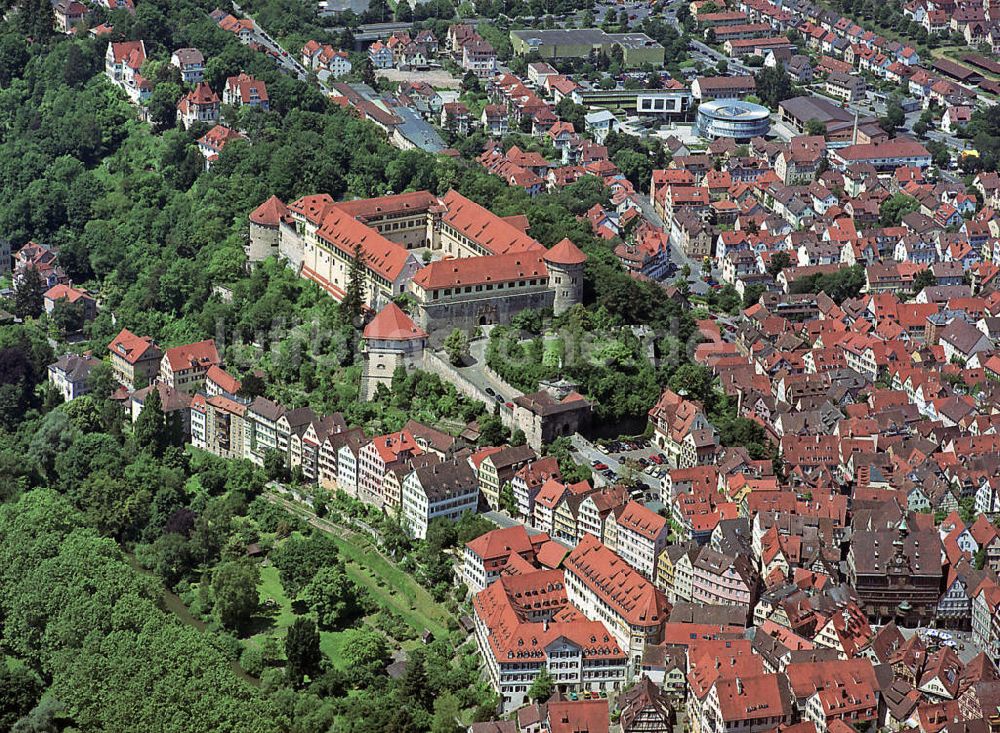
695,99,771,141
571,86,694,118
510,28,664,67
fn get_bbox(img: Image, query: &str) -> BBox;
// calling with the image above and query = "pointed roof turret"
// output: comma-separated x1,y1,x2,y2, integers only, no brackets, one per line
543,238,587,266
363,302,427,341
249,195,288,226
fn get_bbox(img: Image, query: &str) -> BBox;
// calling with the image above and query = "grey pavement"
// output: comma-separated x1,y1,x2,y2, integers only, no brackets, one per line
569,433,662,499
634,193,709,295
450,329,523,405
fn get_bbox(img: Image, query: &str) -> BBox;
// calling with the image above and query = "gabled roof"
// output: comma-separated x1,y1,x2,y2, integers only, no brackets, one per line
563,534,669,627
108,328,160,365
163,339,220,373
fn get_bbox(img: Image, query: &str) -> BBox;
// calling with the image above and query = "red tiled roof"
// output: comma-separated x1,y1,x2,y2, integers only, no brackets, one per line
225,72,268,103
363,302,427,341
44,284,92,304
163,339,220,373
249,195,287,226
205,365,241,394
412,251,547,290
108,328,159,365
316,207,414,283
440,189,544,256
616,501,667,541
466,525,536,561
563,534,669,627
543,238,587,266
198,124,245,154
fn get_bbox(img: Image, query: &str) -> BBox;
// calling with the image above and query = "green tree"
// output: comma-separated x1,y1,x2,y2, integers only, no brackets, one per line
912,268,937,292
285,617,323,686
879,193,920,226
270,532,341,597
669,363,715,407
302,562,367,630
133,386,168,456
263,448,289,482
13,267,44,320
478,414,506,446
554,97,586,131
0,665,42,732
14,0,54,41
754,65,793,108
342,629,390,669
211,559,261,633
50,298,86,334
443,328,469,365
879,97,905,136
804,118,826,137
527,668,554,702
743,283,766,308
461,70,481,93
498,481,517,514
147,81,183,133
342,242,367,326
431,692,463,733
766,250,792,279
399,647,432,709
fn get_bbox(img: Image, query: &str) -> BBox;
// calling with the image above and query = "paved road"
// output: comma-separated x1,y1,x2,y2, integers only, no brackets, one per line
569,433,662,499
451,329,523,405
688,38,751,74
232,2,311,82
634,193,710,295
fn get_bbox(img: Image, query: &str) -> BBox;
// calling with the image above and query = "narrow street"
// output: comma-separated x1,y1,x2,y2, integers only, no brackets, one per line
634,193,710,295
231,2,311,82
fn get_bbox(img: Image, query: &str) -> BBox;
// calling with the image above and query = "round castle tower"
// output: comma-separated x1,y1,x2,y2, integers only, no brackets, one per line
543,238,587,315
247,195,288,264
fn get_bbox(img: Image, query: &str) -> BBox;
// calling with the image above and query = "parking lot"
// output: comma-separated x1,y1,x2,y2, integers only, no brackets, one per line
569,434,664,502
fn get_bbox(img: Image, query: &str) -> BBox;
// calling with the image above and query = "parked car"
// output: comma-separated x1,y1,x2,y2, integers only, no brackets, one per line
594,462,608,471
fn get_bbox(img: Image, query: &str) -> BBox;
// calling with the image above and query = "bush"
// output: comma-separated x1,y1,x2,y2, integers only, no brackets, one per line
240,644,265,677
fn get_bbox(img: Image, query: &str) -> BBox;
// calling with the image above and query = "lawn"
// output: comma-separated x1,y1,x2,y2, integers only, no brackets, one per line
324,530,451,639
542,337,564,368
249,508,452,670
252,564,369,670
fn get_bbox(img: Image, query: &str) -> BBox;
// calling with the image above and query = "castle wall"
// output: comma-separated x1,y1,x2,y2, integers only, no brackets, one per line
248,222,280,264
415,288,555,334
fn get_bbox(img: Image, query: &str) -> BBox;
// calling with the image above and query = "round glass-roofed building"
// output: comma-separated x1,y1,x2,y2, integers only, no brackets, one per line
695,99,771,141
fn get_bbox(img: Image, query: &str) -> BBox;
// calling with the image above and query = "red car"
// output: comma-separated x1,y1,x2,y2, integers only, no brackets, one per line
649,454,663,465
594,463,608,471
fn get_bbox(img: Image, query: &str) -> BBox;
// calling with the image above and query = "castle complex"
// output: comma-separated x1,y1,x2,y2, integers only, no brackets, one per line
247,189,586,333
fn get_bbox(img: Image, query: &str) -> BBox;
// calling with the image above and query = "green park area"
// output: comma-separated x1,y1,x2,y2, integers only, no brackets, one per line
248,502,454,669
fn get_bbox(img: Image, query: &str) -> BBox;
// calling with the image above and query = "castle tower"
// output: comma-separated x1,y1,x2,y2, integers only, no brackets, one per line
360,302,427,400
247,195,288,266
543,238,587,315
